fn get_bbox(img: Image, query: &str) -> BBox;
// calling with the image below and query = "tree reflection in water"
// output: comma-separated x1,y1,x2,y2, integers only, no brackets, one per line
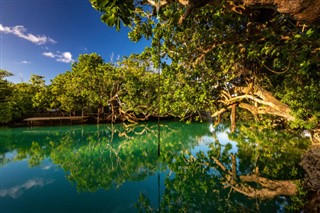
138,122,309,212
0,121,309,211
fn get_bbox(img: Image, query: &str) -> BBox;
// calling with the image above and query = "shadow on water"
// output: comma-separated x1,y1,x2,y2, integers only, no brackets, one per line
0,121,310,212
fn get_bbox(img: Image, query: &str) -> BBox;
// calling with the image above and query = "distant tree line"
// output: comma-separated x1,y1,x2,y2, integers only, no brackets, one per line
0,53,214,125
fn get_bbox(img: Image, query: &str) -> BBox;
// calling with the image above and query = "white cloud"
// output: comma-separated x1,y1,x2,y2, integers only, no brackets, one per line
42,51,74,63
21,60,31,64
42,51,55,58
57,52,73,63
0,24,56,45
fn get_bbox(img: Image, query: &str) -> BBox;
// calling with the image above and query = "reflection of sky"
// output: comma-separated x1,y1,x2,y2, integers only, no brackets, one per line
191,135,213,155
41,164,54,170
216,132,238,154
191,128,238,156
3,151,17,161
0,178,54,199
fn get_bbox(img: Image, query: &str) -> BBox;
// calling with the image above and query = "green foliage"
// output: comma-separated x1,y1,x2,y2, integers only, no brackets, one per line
50,71,81,114
48,54,111,116
0,70,14,124
90,0,134,31
0,72,53,124
160,63,217,121
45,53,160,121
0,69,13,80
89,0,320,129
0,83,13,124
119,56,158,116
30,74,45,87
9,83,36,120
2,2,320,129
0,82,36,124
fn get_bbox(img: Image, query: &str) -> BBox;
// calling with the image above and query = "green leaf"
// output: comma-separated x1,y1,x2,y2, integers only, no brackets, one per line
101,13,116,26
294,34,301,39
306,28,314,36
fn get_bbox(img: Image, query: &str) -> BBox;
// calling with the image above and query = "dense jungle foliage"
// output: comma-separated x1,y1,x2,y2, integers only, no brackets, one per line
1,0,320,133
89,0,320,131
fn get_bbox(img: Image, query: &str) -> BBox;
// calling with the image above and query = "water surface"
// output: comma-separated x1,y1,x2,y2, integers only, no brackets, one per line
0,122,309,212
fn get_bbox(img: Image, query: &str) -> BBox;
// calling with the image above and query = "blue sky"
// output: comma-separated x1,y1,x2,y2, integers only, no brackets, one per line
0,0,150,84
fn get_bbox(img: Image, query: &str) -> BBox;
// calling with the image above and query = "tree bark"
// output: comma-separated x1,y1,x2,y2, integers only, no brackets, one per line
234,85,295,121
147,0,320,25
243,0,320,24
212,85,295,127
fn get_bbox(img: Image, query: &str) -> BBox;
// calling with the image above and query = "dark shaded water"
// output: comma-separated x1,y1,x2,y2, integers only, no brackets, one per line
0,122,309,212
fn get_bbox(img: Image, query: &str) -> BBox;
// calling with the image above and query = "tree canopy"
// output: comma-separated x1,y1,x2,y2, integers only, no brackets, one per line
90,0,320,29
89,0,320,131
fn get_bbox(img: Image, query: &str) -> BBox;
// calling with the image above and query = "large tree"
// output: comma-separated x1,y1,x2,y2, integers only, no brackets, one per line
90,0,320,131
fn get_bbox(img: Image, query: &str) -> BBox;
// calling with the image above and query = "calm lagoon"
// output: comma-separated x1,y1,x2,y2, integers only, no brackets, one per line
0,121,308,212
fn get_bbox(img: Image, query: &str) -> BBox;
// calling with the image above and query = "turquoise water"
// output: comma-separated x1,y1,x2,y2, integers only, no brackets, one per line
0,122,309,212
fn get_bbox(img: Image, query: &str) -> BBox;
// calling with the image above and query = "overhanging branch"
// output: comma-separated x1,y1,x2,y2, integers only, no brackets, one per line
145,0,320,25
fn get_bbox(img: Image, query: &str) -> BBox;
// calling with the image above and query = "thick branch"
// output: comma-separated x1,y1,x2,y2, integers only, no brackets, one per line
238,103,295,121
146,0,169,7
211,108,227,118
146,0,320,25
226,94,273,107
235,86,295,121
